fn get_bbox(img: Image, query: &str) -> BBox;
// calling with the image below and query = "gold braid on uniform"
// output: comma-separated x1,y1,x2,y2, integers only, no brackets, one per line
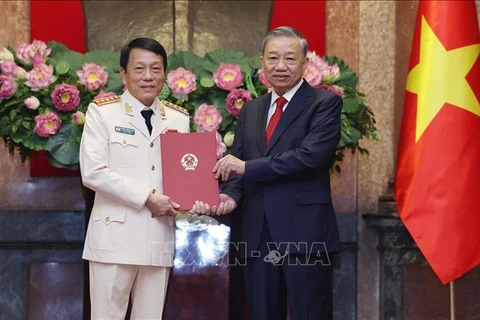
162,100,189,116
92,95,121,106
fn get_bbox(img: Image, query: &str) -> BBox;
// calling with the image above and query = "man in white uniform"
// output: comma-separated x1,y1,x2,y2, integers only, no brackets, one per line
80,38,190,319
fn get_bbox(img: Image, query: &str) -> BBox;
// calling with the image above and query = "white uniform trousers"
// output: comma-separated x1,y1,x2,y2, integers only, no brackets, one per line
89,261,170,320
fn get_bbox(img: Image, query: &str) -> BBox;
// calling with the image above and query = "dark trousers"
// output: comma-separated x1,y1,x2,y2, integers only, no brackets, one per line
243,221,333,320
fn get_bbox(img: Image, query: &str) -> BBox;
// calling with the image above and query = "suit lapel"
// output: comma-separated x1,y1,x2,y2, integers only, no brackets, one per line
265,82,313,155
256,93,271,153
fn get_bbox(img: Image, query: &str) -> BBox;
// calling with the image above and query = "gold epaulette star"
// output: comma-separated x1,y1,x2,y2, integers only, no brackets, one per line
162,100,189,116
92,95,121,106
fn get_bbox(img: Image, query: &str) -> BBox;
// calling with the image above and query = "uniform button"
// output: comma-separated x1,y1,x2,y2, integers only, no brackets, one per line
105,216,110,223
123,140,127,145
150,142,154,148
151,165,155,171
152,188,156,194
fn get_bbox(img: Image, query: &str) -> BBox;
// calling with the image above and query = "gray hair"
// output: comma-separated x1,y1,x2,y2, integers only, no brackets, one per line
261,26,308,56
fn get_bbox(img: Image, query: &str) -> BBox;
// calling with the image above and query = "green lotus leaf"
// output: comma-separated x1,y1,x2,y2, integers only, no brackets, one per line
46,122,80,166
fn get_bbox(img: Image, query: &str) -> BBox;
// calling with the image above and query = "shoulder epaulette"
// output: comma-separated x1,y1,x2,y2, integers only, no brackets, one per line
162,100,189,116
92,95,121,106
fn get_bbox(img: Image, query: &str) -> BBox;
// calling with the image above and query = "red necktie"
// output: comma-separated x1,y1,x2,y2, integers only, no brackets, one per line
265,96,287,146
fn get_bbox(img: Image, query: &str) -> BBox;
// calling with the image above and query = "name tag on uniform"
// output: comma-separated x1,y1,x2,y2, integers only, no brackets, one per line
115,126,135,135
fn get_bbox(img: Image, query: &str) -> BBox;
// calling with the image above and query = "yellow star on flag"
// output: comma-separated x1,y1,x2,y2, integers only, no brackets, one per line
406,16,480,142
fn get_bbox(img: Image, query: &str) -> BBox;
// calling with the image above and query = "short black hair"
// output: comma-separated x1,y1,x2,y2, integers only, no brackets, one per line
120,38,167,71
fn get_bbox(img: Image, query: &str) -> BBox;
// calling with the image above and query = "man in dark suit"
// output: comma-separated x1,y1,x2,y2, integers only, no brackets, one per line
193,26,342,319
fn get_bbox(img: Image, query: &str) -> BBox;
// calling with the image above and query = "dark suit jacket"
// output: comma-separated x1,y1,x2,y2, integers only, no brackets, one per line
222,80,342,257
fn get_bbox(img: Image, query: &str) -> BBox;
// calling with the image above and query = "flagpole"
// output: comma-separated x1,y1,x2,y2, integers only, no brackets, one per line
450,281,456,320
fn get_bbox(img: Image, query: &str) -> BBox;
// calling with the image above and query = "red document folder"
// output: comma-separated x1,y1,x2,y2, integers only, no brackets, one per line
160,131,220,210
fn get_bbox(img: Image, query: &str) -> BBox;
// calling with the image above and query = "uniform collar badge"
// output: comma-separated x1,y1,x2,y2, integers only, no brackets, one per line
124,102,133,114
159,104,166,119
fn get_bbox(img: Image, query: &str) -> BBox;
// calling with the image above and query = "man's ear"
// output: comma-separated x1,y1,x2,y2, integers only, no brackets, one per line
302,56,309,71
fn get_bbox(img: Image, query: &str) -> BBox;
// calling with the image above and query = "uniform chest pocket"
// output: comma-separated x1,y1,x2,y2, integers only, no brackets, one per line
110,133,140,167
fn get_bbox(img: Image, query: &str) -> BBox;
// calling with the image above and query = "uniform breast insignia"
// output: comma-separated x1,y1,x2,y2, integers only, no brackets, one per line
92,95,120,106
124,102,133,113
162,100,189,116
181,153,198,171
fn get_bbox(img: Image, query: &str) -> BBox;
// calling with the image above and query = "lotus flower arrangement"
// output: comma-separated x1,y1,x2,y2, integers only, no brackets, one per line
0,40,377,171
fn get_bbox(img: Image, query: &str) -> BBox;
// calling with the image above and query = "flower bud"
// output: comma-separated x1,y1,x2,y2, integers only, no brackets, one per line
16,67,26,79
72,111,86,125
0,48,14,63
24,96,40,110
223,131,235,147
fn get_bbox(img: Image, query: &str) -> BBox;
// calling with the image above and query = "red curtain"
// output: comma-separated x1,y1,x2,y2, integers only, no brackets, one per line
269,0,326,55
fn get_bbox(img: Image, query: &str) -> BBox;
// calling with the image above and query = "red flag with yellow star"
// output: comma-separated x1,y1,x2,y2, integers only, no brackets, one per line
395,0,480,284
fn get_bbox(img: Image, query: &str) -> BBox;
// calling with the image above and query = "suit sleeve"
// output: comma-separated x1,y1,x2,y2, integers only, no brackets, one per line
245,93,342,182
79,103,151,210
220,107,245,204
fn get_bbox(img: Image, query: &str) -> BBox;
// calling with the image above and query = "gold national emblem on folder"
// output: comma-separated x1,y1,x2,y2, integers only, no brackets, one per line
181,153,198,171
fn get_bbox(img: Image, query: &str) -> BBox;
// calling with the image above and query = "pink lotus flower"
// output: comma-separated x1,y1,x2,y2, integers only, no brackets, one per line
72,111,86,125
0,60,18,77
14,43,29,63
15,40,51,65
216,132,227,159
167,67,197,99
225,88,252,118
0,75,18,99
1,60,26,80
31,40,51,61
50,84,81,112
213,63,243,90
34,112,62,138
31,55,44,66
24,96,40,110
25,64,55,91
0,48,14,64
319,84,344,97
94,90,117,100
76,62,109,91
303,62,323,87
307,51,329,70
322,64,340,83
258,68,271,88
193,103,223,132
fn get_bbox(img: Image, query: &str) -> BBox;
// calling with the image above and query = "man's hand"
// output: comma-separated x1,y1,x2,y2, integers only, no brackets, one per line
190,193,237,216
214,155,245,181
146,194,180,218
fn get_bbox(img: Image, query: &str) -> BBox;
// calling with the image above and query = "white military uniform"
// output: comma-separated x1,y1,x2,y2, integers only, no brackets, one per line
80,89,189,319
